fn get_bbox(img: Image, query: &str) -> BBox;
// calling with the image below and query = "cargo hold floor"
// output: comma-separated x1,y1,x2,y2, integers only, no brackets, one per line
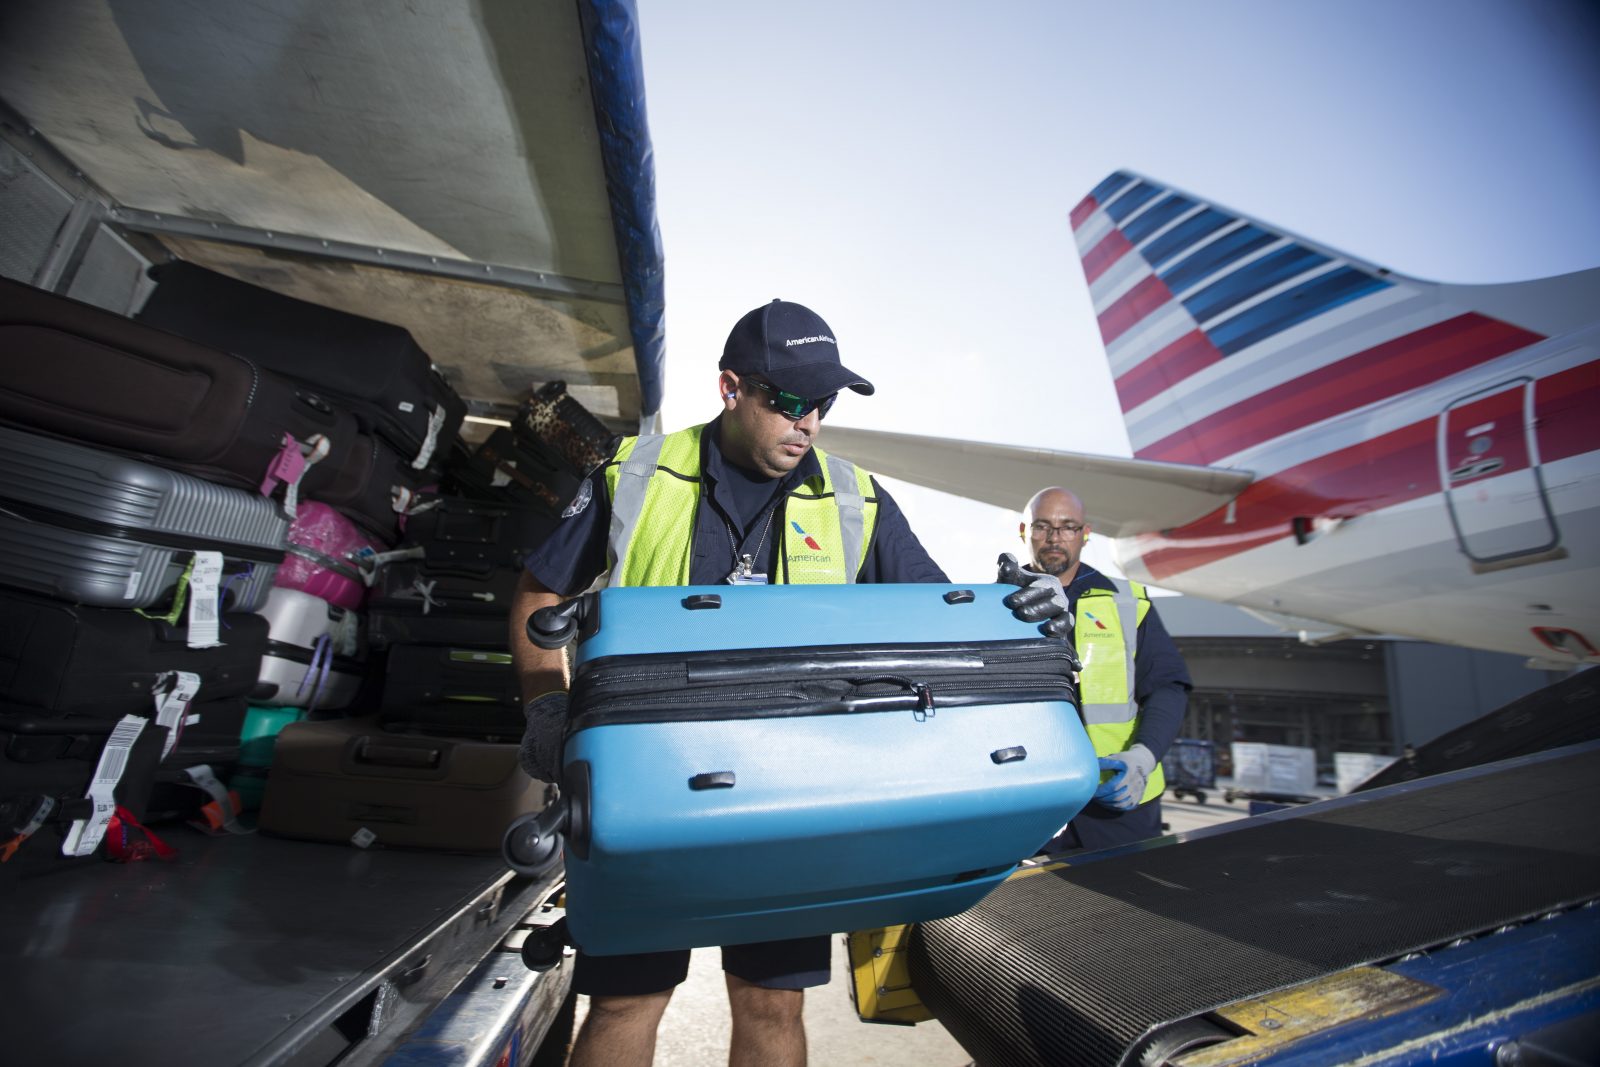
910,743,1600,1067
0,830,544,1065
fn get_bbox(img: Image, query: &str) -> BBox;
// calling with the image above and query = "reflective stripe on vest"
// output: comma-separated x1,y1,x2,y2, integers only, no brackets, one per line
608,433,669,580
779,452,876,585
604,425,877,587
826,452,865,583
1076,578,1165,803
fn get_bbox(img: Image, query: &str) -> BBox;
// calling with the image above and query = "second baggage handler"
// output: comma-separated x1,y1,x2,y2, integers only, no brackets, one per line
1020,486,1193,855
511,299,1071,1067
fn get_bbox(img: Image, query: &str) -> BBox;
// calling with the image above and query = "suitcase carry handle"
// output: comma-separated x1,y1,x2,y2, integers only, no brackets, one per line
415,557,499,580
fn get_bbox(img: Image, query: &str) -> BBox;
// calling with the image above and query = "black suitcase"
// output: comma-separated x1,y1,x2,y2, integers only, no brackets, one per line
367,560,521,650
448,428,585,517
379,646,522,741
0,277,359,497
403,496,558,568
0,587,269,717
311,432,433,545
136,261,467,471
0,712,168,882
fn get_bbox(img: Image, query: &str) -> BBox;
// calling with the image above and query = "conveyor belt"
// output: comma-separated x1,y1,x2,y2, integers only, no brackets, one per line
909,743,1600,1067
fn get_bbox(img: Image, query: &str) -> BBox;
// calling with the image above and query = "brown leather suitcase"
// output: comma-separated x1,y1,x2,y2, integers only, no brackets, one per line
257,716,546,852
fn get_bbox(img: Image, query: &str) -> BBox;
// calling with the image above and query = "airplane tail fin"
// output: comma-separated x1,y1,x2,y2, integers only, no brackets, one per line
1071,171,1569,467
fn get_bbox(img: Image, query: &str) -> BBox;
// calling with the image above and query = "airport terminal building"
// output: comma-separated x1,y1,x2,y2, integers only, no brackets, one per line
1154,596,1570,780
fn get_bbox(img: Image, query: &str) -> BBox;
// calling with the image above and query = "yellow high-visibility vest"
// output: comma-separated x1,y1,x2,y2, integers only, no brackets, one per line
1075,578,1165,803
603,425,878,587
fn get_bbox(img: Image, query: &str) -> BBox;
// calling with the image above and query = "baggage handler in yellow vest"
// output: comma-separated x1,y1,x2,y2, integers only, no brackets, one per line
510,300,1071,1067
1020,486,1193,855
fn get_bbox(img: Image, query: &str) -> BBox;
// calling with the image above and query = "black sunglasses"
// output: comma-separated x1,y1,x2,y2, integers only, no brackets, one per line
742,377,838,420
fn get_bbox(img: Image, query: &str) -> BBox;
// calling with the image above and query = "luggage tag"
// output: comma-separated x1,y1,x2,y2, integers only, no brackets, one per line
406,577,443,613
328,607,362,658
186,551,224,648
410,405,447,470
359,544,425,586
260,433,330,519
181,765,252,835
1,797,57,863
61,715,147,857
152,670,201,759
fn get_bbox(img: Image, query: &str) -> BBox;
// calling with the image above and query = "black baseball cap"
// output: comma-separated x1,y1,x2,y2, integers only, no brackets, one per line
719,300,875,398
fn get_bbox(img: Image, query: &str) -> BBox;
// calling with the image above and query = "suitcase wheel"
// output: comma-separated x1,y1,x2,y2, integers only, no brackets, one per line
527,600,582,649
503,800,569,877
521,916,568,972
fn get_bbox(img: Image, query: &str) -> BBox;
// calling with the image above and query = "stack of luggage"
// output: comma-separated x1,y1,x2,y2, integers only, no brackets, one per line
0,265,604,871
365,379,616,748
262,385,614,849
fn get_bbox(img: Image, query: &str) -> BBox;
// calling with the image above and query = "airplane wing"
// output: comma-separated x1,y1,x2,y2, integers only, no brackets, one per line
820,425,1252,537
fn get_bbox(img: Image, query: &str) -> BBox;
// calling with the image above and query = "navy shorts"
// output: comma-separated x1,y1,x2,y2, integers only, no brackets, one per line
572,935,832,997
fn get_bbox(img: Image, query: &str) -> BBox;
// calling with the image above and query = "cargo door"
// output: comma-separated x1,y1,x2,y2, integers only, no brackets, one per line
1437,377,1561,571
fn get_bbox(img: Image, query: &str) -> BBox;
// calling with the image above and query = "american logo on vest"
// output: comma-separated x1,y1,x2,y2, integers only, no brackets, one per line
790,520,822,551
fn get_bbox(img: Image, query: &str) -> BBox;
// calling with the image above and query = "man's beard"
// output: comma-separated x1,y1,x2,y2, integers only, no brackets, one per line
1033,554,1071,576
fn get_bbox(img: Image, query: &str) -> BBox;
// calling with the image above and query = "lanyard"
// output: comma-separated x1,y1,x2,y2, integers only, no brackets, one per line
725,505,777,584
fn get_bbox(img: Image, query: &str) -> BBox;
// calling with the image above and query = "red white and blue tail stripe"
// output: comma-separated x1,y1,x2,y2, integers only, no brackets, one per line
1073,171,1545,468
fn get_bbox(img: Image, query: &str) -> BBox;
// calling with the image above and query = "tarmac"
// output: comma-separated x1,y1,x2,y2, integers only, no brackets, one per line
567,792,1253,1066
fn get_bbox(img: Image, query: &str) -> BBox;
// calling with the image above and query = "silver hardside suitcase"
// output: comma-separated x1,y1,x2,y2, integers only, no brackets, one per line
0,425,288,611
255,587,366,710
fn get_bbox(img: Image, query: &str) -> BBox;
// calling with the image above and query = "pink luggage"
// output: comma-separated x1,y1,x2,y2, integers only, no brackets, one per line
273,502,386,610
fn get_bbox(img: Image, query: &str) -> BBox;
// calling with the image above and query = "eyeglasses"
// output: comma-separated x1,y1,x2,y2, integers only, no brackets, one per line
1029,521,1085,541
742,377,838,421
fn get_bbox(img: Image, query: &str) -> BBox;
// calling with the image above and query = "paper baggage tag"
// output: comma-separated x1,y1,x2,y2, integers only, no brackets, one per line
152,670,201,759
361,544,425,586
2,797,57,863
182,765,251,835
411,405,446,470
186,552,224,648
62,715,146,857
328,607,361,658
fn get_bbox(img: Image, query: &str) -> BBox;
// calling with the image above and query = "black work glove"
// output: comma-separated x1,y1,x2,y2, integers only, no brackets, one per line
998,552,1073,640
520,691,569,785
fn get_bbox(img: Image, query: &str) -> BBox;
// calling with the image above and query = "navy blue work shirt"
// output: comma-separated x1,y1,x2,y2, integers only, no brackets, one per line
523,417,949,594
1065,562,1192,761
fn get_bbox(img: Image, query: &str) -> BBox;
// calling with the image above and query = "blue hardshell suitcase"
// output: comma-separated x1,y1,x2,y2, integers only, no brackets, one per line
519,583,1097,957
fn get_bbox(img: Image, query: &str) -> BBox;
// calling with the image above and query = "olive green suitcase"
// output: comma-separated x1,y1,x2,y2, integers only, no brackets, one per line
258,716,546,852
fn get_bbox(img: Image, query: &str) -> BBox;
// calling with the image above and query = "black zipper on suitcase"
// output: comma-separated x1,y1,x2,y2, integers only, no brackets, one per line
568,639,1079,730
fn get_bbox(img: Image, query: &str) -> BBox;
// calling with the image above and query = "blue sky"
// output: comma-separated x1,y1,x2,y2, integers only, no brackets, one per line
637,1,1600,581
